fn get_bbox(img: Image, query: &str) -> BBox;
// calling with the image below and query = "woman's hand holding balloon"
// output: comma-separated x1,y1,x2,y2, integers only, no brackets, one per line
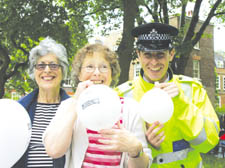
145,121,165,149
98,121,142,157
74,80,94,99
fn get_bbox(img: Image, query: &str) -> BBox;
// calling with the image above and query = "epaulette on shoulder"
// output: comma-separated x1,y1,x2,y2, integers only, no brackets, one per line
177,75,202,86
115,81,134,96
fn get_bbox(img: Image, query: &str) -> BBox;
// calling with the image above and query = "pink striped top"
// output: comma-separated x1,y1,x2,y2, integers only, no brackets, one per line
82,98,124,168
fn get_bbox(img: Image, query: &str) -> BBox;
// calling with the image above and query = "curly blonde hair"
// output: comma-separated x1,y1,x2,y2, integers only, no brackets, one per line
71,43,121,88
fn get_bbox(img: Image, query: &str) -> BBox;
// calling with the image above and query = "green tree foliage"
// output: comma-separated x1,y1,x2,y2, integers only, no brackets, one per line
0,0,89,98
216,106,225,114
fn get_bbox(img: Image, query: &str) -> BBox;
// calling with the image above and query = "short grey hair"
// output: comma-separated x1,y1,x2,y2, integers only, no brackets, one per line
28,37,69,80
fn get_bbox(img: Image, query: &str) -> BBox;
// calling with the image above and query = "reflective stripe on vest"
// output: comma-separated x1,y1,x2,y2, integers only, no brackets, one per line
124,90,133,99
189,125,207,146
180,83,192,101
153,150,203,168
197,161,203,168
152,148,191,164
207,116,220,134
189,116,219,146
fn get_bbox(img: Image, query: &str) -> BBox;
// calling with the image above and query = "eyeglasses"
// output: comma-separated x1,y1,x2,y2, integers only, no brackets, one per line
82,65,109,73
34,63,61,71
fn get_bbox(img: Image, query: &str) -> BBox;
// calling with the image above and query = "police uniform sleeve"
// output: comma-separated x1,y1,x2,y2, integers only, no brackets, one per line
173,77,220,153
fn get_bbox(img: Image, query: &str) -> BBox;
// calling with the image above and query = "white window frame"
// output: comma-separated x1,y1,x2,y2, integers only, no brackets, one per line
217,60,224,68
223,76,225,90
216,76,220,90
193,60,200,79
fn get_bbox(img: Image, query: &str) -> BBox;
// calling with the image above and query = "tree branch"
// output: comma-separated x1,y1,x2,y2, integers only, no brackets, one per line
180,1,187,29
183,0,202,42
6,34,29,79
136,6,146,25
144,1,159,22
192,0,223,45
213,11,225,16
11,34,29,56
70,5,120,18
6,61,28,79
161,0,169,24
0,43,10,80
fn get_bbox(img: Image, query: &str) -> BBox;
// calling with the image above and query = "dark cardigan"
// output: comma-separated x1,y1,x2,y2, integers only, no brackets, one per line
12,88,70,168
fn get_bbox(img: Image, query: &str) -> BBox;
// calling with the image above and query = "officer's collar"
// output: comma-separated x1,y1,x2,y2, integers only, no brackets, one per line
140,67,173,83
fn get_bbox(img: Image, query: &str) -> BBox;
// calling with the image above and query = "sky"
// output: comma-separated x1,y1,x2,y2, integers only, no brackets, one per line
214,25,225,52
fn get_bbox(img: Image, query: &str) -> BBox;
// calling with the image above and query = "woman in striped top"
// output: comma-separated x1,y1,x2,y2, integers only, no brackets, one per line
13,37,70,168
44,43,152,168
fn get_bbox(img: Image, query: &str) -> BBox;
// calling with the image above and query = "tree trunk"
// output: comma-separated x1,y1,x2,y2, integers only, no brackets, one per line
0,44,10,98
172,41,193,75
0,74,6,98
117,0,138,84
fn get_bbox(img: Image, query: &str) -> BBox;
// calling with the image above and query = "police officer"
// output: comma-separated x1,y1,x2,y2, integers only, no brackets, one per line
116,22,220,167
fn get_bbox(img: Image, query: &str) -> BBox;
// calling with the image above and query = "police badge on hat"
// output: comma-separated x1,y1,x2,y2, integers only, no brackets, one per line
131,22,178,52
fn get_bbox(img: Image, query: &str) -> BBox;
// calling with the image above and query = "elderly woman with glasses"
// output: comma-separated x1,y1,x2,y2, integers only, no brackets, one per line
13,37,70,168
43,43,152,168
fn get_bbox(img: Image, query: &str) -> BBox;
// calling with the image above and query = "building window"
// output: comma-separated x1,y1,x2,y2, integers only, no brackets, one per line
216,76,220,90
133,63,141,79
216,60,224,68
193,60,200,79
223,76,225,90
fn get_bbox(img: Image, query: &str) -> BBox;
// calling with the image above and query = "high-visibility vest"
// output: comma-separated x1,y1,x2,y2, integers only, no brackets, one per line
115,74,220,168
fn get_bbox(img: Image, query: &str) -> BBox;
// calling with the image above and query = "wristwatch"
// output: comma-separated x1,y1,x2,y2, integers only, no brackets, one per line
129,148,144,158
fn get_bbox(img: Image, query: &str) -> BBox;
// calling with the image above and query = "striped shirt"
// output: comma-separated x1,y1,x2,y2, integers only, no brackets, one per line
82,98,124,168
27,103,59,168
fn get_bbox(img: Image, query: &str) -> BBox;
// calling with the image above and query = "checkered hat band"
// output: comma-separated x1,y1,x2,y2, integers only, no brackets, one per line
138,33,171,41
137,43,172,51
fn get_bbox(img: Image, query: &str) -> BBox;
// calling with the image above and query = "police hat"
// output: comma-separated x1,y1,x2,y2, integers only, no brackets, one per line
132,22,178,52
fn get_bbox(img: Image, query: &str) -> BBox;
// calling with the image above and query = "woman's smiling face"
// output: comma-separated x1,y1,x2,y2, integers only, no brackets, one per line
79,51,112,86
34,53,62,91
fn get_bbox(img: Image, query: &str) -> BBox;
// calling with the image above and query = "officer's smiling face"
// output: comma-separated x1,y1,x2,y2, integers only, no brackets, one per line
138,49,174,83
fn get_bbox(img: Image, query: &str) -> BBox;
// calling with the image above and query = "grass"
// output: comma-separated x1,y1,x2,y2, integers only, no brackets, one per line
201,153,225,168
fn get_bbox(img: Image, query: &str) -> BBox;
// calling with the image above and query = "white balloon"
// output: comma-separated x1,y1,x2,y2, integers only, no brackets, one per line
140,88,174,123
0,99,31,167
77,84,121,131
